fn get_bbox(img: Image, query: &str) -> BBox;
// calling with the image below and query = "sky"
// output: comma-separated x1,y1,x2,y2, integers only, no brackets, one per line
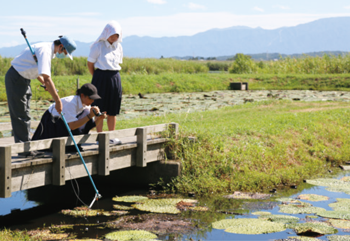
1,0,350,48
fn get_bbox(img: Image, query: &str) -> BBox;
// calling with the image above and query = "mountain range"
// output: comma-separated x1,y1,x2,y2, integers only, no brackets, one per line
1,17,350,59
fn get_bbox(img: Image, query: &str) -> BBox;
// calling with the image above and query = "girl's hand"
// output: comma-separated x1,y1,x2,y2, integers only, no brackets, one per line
96,112,107,121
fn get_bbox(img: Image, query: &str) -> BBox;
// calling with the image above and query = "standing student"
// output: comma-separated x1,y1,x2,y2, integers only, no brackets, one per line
87,21,123,145
32,83,106,152
5,36,77,149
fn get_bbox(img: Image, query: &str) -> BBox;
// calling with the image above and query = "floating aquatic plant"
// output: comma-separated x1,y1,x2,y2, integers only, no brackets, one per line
132,198,197,214
112,195,149,203
287,222,337,235
258,214,299,224
306,178,350,195
61,207,127,217
113,204,135,210
329,198,350,212
279,201,326,214
317,210,350,220
223,191,272,200
297,194,329,201
327,235,350,241
104,230,158,241
288,236,321,241
212,218,286,234
28,230,70,240
252,211,271,216
328,219,350,229
341,177,350,182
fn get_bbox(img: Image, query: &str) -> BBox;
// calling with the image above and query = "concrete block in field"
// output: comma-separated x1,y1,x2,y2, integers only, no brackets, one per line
230,82,249,90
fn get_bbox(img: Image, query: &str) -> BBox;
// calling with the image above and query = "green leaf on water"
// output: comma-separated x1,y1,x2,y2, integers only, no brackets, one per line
132,198,197,214
317,210,350,220
287,222,337,235
251,211,271,216
329,198,350,212
113,204,135,210
104,230,158,241
327,235,350,241
112,195,149,203
278,200,326,214
297,194,329,201
212,218,286,234
258,214,299,223
329,219,350,229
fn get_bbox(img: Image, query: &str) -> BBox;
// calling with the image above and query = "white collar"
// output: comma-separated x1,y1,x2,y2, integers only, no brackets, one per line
104,40,118,49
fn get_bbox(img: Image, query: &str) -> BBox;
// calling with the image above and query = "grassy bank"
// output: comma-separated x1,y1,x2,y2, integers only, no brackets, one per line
114,100,350,195
1,73,350,101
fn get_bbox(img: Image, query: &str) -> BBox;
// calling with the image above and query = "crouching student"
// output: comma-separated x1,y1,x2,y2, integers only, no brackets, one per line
32,83,106,152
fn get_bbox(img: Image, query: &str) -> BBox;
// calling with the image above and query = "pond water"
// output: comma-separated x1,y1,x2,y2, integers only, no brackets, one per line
1,170,350,240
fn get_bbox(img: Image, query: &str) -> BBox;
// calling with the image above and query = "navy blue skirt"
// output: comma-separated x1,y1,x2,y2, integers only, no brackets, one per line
91,69,122,116
32,110,96,141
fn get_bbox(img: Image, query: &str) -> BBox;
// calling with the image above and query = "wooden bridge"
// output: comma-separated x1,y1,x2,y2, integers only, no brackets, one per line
0,122,179,198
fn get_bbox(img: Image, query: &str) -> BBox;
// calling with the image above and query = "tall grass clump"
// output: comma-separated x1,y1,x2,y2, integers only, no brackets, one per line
115,100,350,195
229,53,350,74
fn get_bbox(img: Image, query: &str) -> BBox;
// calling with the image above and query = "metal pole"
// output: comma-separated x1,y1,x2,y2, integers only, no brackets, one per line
60,112,102,207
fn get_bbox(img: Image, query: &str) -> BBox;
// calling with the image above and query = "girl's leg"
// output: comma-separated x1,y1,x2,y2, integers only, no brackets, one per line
107,115,116,131
96,120,104,132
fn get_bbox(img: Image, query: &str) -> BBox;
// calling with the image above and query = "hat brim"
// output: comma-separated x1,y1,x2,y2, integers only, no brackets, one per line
89,94,101,100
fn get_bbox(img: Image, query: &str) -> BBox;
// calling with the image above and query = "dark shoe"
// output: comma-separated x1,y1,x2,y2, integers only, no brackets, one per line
65,145,84,153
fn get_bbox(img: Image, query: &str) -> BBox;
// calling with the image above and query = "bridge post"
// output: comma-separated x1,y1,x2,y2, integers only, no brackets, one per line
136,127,147,167
52,138,66,186
0,146,12,198
98,132,110,175
169,122,179,137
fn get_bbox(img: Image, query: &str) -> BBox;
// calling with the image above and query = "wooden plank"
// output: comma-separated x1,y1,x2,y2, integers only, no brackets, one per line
66,133,99,146
0,146,12,198
146,124,168,134
98,132,110,176
136,127,147,167
109,128,137,139
109,148,136,170
65,156,98,180
52,138,66,186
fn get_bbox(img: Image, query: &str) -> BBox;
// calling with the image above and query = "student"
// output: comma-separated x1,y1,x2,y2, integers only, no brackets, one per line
87,21,123,145
32,83,106,153
5,36,77,149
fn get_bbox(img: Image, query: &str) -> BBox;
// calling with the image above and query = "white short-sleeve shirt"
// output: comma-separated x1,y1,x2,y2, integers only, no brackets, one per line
88,41,123,71
49,95,91,123
11,42,55,80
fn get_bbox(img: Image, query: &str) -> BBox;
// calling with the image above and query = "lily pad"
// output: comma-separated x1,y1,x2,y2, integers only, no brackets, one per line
223,191,272,200
61,207,127,217
132,198,197,214
327,235,350,241
112,195,149,203
329,198,350,211
306,178,350,195
258,214,299,224
252,211,271,216
28,230,70,240
297,194,329,201
287,222,337,235
105,230,158,241
288,236,321,241
212,218,286,234
340,177,350,182
279,201,326,214
329,219,350,229
113,204,135,210
317,210,350,220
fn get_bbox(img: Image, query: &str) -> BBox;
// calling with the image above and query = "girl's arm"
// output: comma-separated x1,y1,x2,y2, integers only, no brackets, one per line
87,61,95,75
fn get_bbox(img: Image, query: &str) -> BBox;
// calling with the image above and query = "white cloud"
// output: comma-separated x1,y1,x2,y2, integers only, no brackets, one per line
147,0,166,4
273,5,290,10
253,6,264,12
345,5,350,9
185,3,206,10
2,12,350,47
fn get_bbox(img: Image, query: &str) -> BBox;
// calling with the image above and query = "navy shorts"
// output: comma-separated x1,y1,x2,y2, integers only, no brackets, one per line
91,69,122,116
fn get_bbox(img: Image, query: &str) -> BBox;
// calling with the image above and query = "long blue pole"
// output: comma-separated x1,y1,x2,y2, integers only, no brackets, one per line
60,113,101,199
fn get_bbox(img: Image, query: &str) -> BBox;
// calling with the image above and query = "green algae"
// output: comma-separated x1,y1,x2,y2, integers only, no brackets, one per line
287,222,337,235
258,214,299,224
112,195,149,203
212,218,286,234
297,194,329,201
104,230,158,241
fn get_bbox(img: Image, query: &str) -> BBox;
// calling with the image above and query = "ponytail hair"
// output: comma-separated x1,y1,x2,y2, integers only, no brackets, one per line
76,88,81,96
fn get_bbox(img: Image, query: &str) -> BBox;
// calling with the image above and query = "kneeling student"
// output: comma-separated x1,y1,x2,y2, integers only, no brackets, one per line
32,83,106,153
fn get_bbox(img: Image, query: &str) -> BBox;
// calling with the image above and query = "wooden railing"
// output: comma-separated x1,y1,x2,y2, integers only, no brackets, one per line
0,123,178,198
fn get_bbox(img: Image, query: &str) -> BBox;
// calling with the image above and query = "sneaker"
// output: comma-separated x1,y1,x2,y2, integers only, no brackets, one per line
110,138,122,145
